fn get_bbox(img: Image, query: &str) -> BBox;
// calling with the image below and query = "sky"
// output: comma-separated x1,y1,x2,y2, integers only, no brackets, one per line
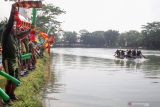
0,0,160,33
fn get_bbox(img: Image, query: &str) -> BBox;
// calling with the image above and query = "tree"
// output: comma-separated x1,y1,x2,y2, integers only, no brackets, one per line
90,31,105,47
142,22,160,49
79,29,91,46
119,30,143,48
104,30,119,47
118,33,126,47
36,4,65,35
63,31,77,46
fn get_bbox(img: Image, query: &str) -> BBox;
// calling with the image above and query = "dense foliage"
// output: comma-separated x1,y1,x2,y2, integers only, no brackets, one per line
55,22,160,50
36,3,65,35
142,22,160,49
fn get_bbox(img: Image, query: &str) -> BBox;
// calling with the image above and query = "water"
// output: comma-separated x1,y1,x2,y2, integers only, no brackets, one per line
44,48,160,107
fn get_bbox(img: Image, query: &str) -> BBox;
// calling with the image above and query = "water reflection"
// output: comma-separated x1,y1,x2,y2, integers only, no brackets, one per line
44,54,65,95
114,59,142,69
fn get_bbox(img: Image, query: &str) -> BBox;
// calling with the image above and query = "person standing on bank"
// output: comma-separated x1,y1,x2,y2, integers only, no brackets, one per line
2,5,30,102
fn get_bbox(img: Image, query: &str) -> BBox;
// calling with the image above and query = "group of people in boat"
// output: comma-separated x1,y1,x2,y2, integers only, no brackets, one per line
114,49,144,59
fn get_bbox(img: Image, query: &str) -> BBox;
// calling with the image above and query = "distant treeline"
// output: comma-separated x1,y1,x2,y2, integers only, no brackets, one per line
55,22,160,50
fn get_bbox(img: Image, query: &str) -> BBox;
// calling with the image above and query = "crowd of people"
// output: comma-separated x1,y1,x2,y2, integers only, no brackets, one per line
0,1,55,106
114,49,144,59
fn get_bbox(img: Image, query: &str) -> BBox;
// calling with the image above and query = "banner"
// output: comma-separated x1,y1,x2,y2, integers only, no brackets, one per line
19,8,32,22
14,1,42,8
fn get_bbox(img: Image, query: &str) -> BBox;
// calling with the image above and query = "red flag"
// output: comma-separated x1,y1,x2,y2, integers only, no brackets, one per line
48,36,56,45
30,29,36,42
47,43,51,56
15,11,22,28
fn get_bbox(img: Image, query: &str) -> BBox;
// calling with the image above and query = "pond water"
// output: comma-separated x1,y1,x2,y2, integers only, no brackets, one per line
44,48,160,107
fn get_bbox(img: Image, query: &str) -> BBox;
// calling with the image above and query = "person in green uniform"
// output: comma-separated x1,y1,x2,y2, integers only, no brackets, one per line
2,5,30,101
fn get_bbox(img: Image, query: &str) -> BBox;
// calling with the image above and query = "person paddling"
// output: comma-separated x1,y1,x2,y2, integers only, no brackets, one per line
137,50,145,58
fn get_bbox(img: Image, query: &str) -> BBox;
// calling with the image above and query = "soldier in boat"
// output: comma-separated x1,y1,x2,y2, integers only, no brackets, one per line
115,49,126,59
131,49,137,58
126,49,132,58
137,50,143,58
114,49,120,58
120,50,125,58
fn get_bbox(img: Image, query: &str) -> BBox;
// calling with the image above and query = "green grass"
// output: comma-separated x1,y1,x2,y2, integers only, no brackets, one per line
0,78,6,88
10,57,48,107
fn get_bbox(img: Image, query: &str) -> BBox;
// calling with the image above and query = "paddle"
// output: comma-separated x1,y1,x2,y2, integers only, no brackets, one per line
142,54,146,58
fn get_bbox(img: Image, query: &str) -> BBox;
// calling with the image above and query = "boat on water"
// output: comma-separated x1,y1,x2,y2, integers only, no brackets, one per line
114,49,146,61
115,55,144,60
114,55,147,64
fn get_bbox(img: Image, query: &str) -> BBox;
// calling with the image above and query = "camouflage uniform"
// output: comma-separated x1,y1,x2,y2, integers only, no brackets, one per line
2,6,30,99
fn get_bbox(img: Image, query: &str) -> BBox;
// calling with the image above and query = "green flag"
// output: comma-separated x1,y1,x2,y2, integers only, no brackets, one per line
32,8,37,26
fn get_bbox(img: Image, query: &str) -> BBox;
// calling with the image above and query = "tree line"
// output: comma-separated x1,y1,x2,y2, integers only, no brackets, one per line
34,4,160,50
1,3,159,50
55,22,160,50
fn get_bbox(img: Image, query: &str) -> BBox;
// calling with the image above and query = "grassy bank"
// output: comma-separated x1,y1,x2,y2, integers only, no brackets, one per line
0,78,6,88
9,57,48,107
7,56,49,107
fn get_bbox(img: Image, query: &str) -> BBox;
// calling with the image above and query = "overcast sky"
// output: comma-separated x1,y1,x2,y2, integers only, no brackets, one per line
0,0,160,32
